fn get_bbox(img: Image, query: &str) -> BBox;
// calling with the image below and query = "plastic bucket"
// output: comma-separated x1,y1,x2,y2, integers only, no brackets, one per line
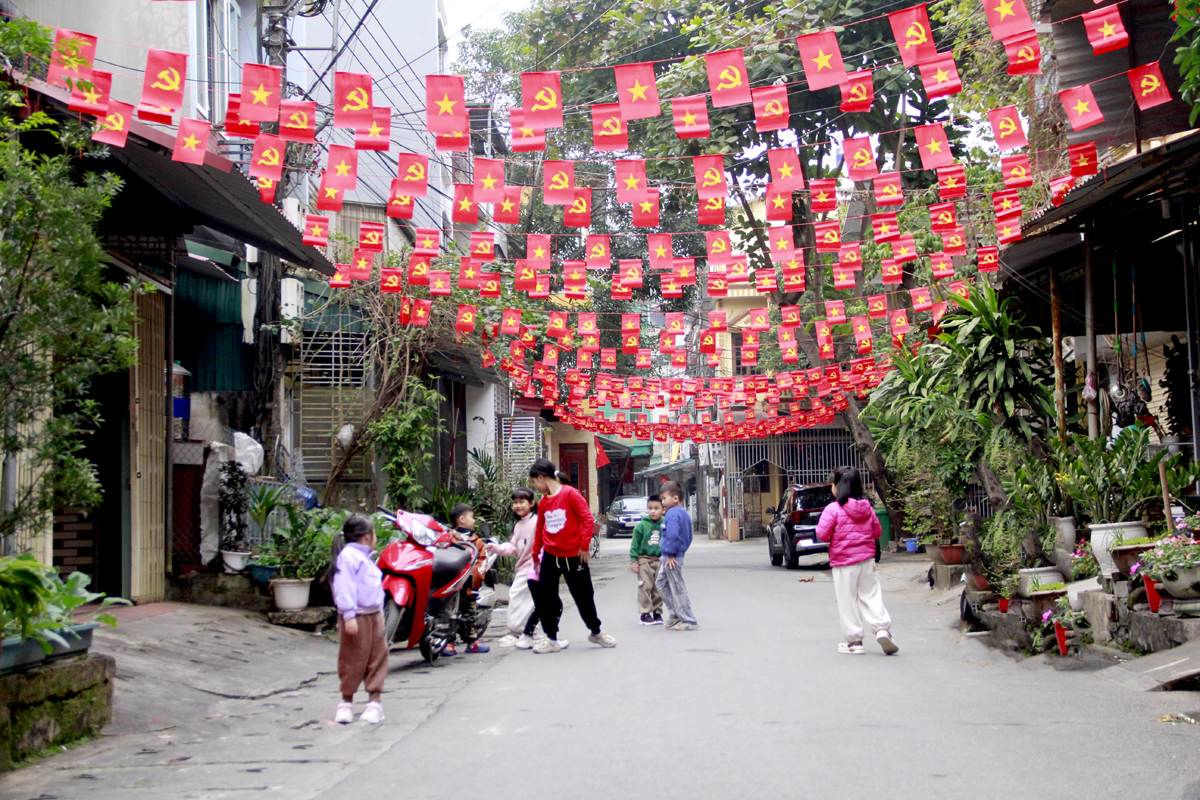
905,538,919,553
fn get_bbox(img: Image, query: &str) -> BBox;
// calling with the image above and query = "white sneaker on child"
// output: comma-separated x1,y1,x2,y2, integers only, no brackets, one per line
495,634,519,647
876,629,899,655
555,638,569,650
837,642,866,654
334,702,353,724
514,634,534,650
360,701,384,724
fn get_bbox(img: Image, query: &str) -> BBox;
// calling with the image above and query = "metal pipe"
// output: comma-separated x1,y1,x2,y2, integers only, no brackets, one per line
1085,221,1100,440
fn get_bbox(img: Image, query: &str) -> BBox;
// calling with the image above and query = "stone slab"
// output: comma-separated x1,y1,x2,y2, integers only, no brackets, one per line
1079,590,1116,644
1099,633,1200,691
268,606,338,630
931,563,964,592
1127,608,1200,655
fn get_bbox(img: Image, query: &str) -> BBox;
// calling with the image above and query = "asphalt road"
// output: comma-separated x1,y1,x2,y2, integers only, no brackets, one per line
313,538,1200,800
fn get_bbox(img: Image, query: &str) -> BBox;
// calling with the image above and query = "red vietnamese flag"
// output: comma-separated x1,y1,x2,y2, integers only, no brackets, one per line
809,179,837,212
983,0,1033,41
1082,7,1128,56
648,234,673,270
929,201,956,232
171,118,210,165
705,49,752,107
768,226,794,259
942,228,967,255
453,184,478,224
495,186,523,224
325,145,359,190
355,107,391,151
544,160,575,205
752,86,790,132
672,95,710,139
1059,84,1104,131
996,218,1022,244
334,72,374,129
1002,154,1033,188
1129,64,1172,110
937,164,967,199
591,103,628,151
840,70,874,112
888,5,938,67
509,108,545,152
564,189,592,227
223,94,259,139
48,29,96,88
874,173,903,206
240,64,283,122
993,188,1022,219
526,234,551,265
1068,142,1098,176
279,100,317,143
633,188,660,227
614,62,660,119
910,287,933,311
694,154,727,199
766,185,792,221
426,75,467,133
1003,31,1042,75
249,134,285,182
892,235,918,262
474,157,506,203
386,181,415,219
914,123,954,168
410,299,432,327
303,215,330,247
872,212,899,242
414,229,440,257
978,247,1000,272
1050,175,1075,206
931,252,955,278
396,153,430,197
767,148,805,192
616,160,649,202
330,267,351,289
843,137,878,180
263,181,282,206
918,53,961,99
69,70,111,116
987,105,1027,150
140,49,187,118
316,174,344,212
359,221,385,252
595,437,611,468
456,305,477,333
522,71,563,129
796,31,847,90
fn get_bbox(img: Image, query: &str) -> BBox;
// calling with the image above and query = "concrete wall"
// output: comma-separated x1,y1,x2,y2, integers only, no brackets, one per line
545,421,600,517
465,383,497,460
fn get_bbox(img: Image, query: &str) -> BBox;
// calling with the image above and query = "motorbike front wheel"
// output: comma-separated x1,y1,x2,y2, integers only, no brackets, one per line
382,595,405,647
589,535,601,559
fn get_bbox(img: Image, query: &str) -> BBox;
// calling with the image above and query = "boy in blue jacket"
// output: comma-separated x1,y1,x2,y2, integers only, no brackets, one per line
655,481,697,630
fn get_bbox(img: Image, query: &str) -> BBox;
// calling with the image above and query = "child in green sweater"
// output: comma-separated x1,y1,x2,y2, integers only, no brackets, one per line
629,495,665,625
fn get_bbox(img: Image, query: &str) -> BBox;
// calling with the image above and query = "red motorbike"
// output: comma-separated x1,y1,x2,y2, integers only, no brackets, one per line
376,510,490,663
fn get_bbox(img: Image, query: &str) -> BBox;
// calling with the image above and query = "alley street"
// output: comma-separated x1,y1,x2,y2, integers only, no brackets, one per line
5,539,1200,799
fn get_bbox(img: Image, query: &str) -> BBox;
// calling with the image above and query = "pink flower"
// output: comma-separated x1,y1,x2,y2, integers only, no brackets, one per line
1131,562,1140,576
1042,609,1053,623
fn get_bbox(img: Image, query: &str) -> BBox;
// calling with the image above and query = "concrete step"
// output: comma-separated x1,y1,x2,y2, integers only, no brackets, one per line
1100,635,1200,691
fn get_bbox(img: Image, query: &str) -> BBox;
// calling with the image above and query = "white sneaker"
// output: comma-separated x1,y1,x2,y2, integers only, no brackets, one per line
360,701,384,724
532,638,561,654
555,638,569,650
837,642,866,654
876,629,899,655
587,631,617,647
496,634,519,647
514,634,534,650
334,702,353,724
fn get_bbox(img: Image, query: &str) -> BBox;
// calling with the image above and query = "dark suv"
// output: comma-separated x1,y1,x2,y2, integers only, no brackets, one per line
604,496,650,538
767,484,881,569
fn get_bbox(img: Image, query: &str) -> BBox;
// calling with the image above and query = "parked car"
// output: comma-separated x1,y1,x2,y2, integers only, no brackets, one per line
604,496,650,538
767,484,881,569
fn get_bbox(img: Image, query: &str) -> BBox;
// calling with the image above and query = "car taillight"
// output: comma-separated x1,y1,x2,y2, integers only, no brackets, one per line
790,511,804,525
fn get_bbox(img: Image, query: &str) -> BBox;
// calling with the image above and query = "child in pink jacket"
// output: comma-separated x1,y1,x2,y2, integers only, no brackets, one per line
816,467,898,656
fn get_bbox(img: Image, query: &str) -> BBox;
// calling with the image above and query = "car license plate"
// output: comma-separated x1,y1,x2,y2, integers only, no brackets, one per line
798,538,815,547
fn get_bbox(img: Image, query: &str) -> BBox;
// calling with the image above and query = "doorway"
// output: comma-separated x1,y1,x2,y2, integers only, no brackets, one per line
558,443,590,504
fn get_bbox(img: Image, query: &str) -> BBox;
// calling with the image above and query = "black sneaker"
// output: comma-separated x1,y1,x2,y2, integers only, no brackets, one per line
639,613,654,625
650,614,664,626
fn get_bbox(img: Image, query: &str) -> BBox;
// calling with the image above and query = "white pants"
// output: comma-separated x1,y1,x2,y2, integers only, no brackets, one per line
507,571,536,635
831,559,892,643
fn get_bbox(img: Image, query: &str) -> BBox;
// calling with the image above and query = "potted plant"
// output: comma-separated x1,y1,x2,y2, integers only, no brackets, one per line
1,554,129,674
219,461,252,573
265,507,345,610
1054,429,1199,578
1110,534,1162,579
998,576,1019,613
1140,534,1200,612
1040,595,1090,655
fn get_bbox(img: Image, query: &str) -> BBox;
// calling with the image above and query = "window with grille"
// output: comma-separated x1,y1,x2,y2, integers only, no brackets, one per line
297,386,370,484
500,415,541,483
298,331,368,387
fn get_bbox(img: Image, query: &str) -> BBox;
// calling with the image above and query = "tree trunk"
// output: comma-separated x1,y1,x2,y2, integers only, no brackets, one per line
840,397,906,539
974,458,1010,513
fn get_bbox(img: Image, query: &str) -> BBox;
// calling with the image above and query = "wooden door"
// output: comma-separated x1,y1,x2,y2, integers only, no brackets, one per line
558,443,590,503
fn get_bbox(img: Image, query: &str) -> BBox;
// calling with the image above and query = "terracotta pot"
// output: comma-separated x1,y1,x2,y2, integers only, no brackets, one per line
965,571,989,591
1025,590,1067,621
1090,522,1147,577
998,598,1010,613
939,544,965,565
1053,621,1068,655
1110,543,1154,578
1144,575,1162,613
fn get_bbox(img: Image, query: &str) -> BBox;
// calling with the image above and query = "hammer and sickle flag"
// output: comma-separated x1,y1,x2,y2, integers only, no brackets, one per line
693,154,727,200
814,220,841,253
1001,154,1033,189
171,117,211,165
614,61,661,120
941,227,967,256
705,48,752,108
239,63,283,123
591,103,629,151
47,29,96,89
888,5,938,68
671,95,710,139
92,99,133,147
873,173,903,207
978,246,1000,273
987,105,1028,150
396,153,430,197
586,235,611,269
139,49,187,121
843,136,879,181
1002,31,1042,76
279,100,318,143
425,74,467,134
302,215,330,247
359,221,385,253
914,123,955,169
698,196,725,225
522,71,563,129
1050,175,1075,206
543,160,575,205
928,201,957,233
455,305,478,334
334,71,374,129
918,52,962,100
248,134,285,182
752,85,790,132
796,30,847,90
706,231,733,265
386,180,415,220
564,189,592,228
470,231,496,261
1128,63,1172,111
839,70,874,113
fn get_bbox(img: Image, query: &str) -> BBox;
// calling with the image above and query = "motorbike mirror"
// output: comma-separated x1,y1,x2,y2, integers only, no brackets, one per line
765,507,776,515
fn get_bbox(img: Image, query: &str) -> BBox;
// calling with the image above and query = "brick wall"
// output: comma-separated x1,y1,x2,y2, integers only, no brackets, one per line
53,508,97,580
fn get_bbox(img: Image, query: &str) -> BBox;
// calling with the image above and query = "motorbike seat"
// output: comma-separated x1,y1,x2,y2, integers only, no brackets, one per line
431,544,473,591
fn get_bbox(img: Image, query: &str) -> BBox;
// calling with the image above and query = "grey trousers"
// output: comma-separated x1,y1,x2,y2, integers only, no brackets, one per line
655,555,696,625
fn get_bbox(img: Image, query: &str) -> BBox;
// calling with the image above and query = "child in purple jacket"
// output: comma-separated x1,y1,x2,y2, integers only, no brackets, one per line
328,514,387,724
816,467,898,656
